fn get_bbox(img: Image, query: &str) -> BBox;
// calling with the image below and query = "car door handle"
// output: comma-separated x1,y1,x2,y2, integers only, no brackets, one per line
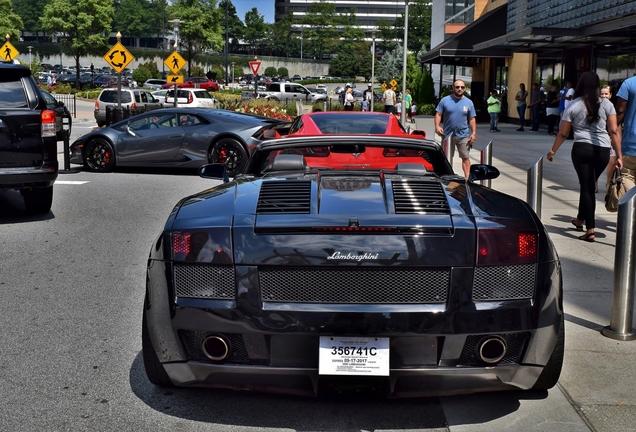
169,135,184,139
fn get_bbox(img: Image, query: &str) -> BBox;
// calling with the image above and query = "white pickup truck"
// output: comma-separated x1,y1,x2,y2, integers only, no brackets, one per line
241,82,327,103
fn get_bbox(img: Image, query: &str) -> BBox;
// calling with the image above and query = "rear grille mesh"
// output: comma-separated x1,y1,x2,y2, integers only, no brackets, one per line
392,180,450,214
256,180,311,214
259,267,449,304
173,264,235,299
473,264,536,301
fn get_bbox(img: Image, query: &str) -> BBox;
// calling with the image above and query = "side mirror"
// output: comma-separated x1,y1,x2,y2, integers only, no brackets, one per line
199,163,229,182
468,164,500,182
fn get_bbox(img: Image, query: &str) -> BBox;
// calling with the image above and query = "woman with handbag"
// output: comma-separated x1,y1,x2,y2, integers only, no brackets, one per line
546,72,622,242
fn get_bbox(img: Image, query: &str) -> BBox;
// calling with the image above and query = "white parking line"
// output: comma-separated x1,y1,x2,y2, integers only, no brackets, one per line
55,180,90,185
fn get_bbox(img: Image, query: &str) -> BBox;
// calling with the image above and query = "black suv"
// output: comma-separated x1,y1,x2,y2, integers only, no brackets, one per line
0,63,58,214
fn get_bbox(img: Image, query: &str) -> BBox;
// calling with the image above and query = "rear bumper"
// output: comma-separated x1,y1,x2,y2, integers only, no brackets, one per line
0,164,58,190
163,362,543,397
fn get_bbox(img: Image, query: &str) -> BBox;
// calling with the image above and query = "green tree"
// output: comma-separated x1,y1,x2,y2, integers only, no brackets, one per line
377,45,403,86
137,59,160,78
132,65,152,84
12,0,42,42
264,66,277,77
277,67,288,77
302,0,340,60
393,0,431,52
376,19,398,52
268,13,294,57
218,0,244,52
243,7,266,55
168,0,224,76
113,0,155,42
0,0,24,42
41,0,114,89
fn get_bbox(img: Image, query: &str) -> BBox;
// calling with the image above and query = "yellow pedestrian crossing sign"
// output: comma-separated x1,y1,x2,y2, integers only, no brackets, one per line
165,51,186,74
381,83,387,91
1,41,19,62
167,74,184,84
103,42,134,74
390,79,398,91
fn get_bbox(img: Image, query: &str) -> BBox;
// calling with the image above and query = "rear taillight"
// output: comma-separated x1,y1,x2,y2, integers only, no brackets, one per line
477,229,537,265
94,100,99,112
41,110,56,137
131,102,137,111
173,232,191,255
188,93,193,103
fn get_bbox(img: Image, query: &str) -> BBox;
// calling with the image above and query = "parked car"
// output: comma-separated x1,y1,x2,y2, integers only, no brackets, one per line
162,76,219,92
143,79,167,89
39,89,73,141
0,63,58,214
141,130,564,397
151,89,169,106
285,111,423,138
71,108,290,175
242,82,327,103
94,75,118,88
93,88,162,127
291,74,302,81
164,88,218,108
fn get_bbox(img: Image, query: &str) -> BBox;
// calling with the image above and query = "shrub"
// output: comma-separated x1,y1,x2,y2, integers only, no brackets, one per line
277,67,289,77
132,66,152,85
264,66,278,77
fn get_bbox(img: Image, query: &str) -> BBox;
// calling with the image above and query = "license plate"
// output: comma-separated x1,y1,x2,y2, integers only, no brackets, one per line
318,336,390,376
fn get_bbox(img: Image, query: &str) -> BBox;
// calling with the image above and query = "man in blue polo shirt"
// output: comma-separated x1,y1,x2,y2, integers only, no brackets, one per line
434,79,477,179
617,76,636,172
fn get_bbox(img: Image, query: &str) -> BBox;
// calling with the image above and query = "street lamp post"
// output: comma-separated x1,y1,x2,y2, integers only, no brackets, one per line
27,46,33,70
231,61,235,87
401,1,410,125
225,0,229,85
371,30,376,112
300,28,303,60
168,19,184,108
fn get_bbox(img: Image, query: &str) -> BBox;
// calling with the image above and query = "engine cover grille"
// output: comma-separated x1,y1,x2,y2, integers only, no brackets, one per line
473,264,536,301
259,267,449,304
392,180,450,214
256,180,311,214
173,264,235,299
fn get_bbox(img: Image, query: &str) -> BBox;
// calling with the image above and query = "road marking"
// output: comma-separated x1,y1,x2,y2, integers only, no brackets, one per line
55,180,90,185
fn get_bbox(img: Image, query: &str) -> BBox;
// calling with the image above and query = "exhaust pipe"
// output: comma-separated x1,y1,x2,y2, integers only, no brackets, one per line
477,336,507,364
201,335,230,361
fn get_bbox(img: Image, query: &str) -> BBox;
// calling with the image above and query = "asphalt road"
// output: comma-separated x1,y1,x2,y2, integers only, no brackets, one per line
0,103,592,431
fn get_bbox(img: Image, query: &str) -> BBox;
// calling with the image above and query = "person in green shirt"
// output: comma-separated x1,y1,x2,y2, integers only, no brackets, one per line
487,89,502,132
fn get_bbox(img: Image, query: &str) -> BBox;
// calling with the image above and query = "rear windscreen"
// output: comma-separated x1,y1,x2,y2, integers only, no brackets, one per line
0,80,28,108
100,91,132,103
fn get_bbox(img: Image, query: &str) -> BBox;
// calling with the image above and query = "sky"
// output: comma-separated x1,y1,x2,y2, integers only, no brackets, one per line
232,0,275,24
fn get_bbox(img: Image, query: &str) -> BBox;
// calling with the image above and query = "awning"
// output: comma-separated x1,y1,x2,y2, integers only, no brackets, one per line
421,4,511,65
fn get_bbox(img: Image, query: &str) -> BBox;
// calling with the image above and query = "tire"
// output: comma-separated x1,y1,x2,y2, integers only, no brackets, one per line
21,186,53,215
142,308,174,387
83,138,116,172
531,314,565,390
209,138,248,177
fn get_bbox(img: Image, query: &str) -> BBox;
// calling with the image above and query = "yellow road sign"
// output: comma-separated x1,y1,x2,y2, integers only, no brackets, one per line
165,51,186,74
381,83,387,91
1,41,19,62
167,75,184,84
103,42,134,74
389,79,398,87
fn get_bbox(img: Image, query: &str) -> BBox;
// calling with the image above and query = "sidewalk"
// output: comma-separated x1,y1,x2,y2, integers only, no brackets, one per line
412,115,636,431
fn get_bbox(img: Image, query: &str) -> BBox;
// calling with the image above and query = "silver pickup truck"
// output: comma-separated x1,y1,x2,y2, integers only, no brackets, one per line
242,82,327,103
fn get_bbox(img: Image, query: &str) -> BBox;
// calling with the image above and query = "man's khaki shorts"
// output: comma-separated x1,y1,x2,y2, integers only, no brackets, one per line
452,136,471,159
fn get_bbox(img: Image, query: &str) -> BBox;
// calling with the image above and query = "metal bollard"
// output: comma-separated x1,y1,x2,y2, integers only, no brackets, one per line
526,156,543,219
602,187,636,341
59,129,80,174
323,100,327,112
480,140,493,187
442,132,453,166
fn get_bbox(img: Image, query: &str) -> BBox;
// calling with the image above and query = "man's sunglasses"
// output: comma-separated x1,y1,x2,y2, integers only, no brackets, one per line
455,85,465,89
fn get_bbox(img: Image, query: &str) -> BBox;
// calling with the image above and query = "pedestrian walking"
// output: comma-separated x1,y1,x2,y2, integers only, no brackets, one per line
434,79,477,179
515,83,528,131
546,84,560,136
615,74,636,178
528,83,543,131
403,88,412,121
344,86,354,111
409,102,417,124
487,89,501,132
382,86,396,114
601,85,622,189
546,72,622,242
